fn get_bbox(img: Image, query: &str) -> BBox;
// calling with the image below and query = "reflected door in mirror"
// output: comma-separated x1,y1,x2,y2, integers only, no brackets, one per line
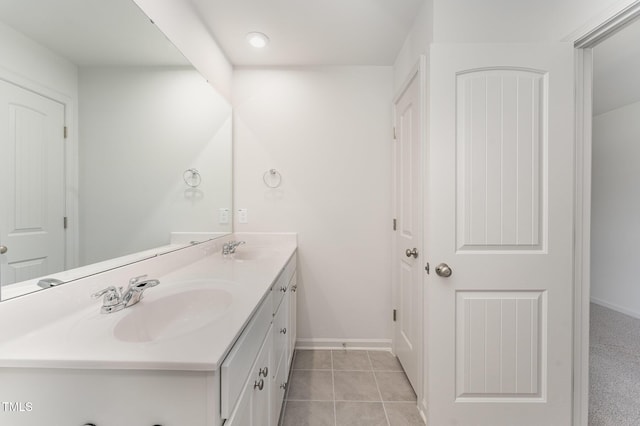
0,80,65,288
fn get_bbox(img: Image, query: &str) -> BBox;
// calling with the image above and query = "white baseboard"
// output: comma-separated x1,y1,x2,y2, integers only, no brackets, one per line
295,338,392,351
591,296,640,320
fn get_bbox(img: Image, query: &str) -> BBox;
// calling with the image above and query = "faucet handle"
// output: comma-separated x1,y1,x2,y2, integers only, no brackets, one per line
91,286,122,306
128,275,148,286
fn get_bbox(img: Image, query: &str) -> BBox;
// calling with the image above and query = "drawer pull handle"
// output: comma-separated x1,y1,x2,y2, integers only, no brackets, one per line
259,367,269,377
280,286,288,292
254,379,264,391
280,327,287,334
280,382,287,390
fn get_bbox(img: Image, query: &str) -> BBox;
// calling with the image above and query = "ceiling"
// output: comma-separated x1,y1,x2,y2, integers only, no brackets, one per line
593,18,640,116
189,0,424,66
0,0,188,66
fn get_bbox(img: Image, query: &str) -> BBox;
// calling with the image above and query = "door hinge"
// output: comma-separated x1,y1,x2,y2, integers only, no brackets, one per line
63,217,68,229
393,218,397,231
63,126,68,139
393,309,397,322
393,127,397,140
425,262,430,274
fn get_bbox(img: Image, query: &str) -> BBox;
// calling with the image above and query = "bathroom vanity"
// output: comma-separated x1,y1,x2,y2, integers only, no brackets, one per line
0,233,297,426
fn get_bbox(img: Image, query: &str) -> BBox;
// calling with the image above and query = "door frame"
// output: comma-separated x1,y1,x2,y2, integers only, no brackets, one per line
391,54,427,420
572,1,640,425
0,69,79,275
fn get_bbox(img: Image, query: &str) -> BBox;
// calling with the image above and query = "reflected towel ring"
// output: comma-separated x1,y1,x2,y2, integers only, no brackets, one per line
183,168,202,188
263,169,282,188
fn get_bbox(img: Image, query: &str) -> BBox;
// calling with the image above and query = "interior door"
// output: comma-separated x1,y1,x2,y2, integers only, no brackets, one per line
393,65,423,394
427,43,574,425
0,79,66,289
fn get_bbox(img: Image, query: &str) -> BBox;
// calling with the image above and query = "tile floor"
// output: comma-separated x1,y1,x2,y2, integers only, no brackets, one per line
280,349,425,426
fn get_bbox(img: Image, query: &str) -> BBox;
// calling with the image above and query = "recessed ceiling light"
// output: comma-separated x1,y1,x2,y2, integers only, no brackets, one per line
246,32,269,49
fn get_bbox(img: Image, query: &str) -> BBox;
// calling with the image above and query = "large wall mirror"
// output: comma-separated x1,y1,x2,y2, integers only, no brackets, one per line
0,0,232,301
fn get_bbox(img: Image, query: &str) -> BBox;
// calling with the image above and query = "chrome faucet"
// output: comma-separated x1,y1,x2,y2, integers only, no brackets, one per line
222,240,246,256
91,274,160,314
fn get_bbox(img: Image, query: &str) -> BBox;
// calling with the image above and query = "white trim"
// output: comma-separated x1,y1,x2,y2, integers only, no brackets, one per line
591,297,640,320
571,0,640,48
418,53,428,424
295,338,392,351
573,47,593,426
562,0,640,48
572,3,640,425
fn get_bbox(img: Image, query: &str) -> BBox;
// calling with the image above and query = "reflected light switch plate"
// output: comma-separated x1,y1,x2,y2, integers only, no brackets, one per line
219,208,230,224
238,208,248,224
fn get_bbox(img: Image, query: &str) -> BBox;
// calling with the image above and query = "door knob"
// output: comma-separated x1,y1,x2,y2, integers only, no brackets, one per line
435,263,452,277
0,245,7,254
405,248,418,258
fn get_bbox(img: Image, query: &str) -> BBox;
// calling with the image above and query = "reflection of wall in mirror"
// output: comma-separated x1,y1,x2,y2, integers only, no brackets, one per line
79,67,232,266
0,18,233,294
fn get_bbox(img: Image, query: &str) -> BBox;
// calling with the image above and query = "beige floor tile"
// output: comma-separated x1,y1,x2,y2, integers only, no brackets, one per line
368,351,403,371
294,350,333,370
287,370,334,401
334,371,380,401
385,402,425,425
335,401,388,426
332,350,372,370
375,372,417,402
282,401,335,426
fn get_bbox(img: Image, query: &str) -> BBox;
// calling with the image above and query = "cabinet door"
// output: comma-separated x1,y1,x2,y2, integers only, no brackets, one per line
271,351,288,426
252,330,272,426
227,328,272,426
288,271,297,367
224,376,252,426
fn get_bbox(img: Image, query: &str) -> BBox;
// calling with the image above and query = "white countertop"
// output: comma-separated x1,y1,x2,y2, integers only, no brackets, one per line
0,233,297,371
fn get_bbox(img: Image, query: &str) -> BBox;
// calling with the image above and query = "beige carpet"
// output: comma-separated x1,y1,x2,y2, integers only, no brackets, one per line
590,303,640,425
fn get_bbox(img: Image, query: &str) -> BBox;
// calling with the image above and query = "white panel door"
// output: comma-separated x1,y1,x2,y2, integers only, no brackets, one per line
0,80,65,288
428,44,574,425
393,66,423,393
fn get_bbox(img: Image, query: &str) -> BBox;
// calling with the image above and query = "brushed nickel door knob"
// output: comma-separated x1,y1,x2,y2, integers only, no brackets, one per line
435,263,452,277
405,248,418,258
0,245,7,254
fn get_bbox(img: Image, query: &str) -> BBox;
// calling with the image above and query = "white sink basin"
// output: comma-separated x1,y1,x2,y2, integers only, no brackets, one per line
232,250,267,261
231,246,285,261
113,288,233,343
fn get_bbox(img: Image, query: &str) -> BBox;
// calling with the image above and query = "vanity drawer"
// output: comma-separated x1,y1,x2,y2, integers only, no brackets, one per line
221,296,272,419
272,253,297,314
273,292,289,369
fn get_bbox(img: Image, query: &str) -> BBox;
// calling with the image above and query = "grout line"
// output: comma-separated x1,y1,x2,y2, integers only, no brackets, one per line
369,351,392,426
292,368,333,371
331,350,337,426
287,398,392,403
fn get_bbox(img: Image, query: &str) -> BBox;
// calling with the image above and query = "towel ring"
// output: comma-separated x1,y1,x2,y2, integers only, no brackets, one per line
183,168,202,188
263,169,282,188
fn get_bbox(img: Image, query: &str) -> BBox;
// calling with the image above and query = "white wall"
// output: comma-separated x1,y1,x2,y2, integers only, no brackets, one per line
432,0,626,42
393,0,433,91
233,67,394,346
591,100,640,317
133,0,233,101
79,67,232,265
0,21,77,98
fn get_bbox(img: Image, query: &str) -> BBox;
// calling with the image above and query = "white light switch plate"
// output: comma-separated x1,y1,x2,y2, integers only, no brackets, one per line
237,208,248,224
218,208,230,224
